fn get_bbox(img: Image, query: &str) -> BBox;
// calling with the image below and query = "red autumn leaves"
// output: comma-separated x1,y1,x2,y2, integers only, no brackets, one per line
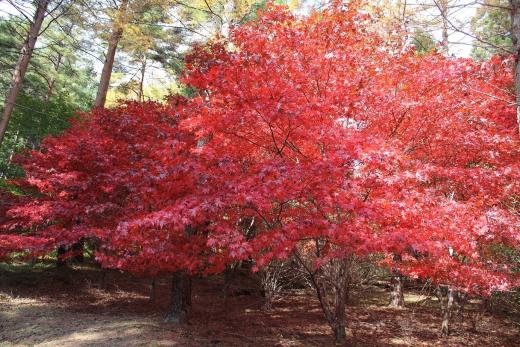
1,3,519,294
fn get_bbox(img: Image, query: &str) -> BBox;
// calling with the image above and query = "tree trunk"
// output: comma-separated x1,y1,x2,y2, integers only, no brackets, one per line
71,240,84,263
314,281,348,345
438,285,454,336
389,274,405,307
441,19,449,55
454,291,468,321
294,248,351,345
260,264,282,311
44,53,63,103
436,0,450,55
510,0,520,135
222,264,234,299
470,300,486,332
0,0,50,146
7,130,19,164
221,1,235,38
149,278,156,303
100,269,107,289
184,275,192,307
137,56,146,102
331,312,347,344
332,322,347,345
94,0,129,108
314,259,349,345
57,245,67,267
164,272,191,324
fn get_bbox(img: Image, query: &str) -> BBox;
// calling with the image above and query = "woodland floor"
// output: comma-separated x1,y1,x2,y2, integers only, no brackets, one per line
0,262,519,347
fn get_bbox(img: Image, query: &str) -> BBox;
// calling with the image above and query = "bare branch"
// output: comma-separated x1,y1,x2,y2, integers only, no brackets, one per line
432,0,514,55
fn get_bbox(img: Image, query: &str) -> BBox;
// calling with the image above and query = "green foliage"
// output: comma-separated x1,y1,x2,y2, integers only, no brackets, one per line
177,0,267,32
412,29,437,54
0,16,96,178
110,1,183,102
0,259,56,272
471,0,512,60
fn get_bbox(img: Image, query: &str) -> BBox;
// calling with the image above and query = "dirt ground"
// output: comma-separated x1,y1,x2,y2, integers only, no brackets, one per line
0,263,519,347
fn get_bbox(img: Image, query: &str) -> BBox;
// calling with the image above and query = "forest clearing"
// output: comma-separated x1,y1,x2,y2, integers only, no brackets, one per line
1,263,519,346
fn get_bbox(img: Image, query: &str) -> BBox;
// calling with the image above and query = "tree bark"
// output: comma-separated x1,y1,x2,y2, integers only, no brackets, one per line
149,278,156,303
57,245,67,267
314,279,348,344
0,0,50,146
71,240,84,263
221,0,235,38
389,274,405,308
438,285,454,336
313,259,349,345
7,130,19,164
438,0,450,55
510,0,520,135
94,0,129,108
294,247,351,345
331,312,347,344
164,272,191,324
222,264,234,299
44,52,63,103
137,56,146,102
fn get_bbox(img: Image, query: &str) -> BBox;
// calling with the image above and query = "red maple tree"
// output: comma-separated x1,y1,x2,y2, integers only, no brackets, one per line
2,101,207,274
173,2,519,341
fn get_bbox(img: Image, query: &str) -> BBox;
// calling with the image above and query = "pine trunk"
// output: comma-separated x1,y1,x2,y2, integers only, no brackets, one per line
439,0,449,55
0,0,50,145
94,0,129,108
138,56,146,102
44,53,62,103
7,130,19,164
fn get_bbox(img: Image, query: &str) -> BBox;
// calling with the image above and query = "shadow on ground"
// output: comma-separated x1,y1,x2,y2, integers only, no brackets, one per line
0,264,519,346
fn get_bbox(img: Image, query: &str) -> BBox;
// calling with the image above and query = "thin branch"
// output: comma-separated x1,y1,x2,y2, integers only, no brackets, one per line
203,0,224,25
5,0,33,23
475,1,511,10
462,83,516,106
432,0,514,55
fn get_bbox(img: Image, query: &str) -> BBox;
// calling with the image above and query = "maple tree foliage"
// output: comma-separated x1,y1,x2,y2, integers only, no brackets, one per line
1,100,209,275
164,3,519,337
177,2,520,295
0,0,519,341
0,188,51,260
